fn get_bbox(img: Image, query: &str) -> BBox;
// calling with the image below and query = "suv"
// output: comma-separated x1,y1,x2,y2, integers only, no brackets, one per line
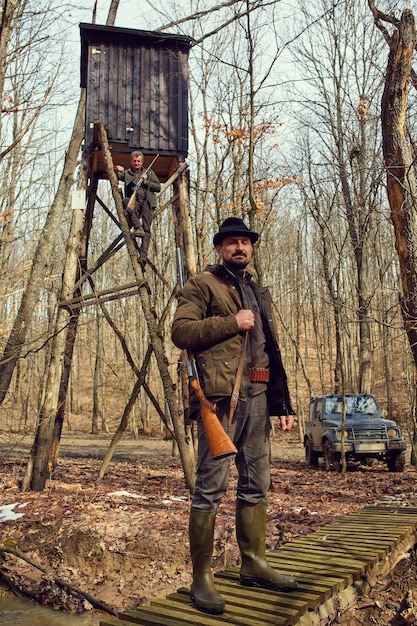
304,394,406,472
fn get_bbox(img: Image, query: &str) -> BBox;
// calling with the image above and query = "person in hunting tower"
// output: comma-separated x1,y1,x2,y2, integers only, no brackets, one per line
116,150,161,261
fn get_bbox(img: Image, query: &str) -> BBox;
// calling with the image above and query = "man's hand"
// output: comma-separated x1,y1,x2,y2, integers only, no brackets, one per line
235,309,255,331
116,165,124,173
279,415,295,431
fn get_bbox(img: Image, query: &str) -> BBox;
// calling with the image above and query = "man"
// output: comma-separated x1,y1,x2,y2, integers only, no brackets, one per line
116,151,161,260
171,217,297,615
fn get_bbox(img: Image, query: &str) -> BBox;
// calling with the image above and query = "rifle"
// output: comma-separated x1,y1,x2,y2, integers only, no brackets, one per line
176,248,237,460
127,153,160,211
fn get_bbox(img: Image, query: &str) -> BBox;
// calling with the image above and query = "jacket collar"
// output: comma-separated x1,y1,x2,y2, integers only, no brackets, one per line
205,263,253,283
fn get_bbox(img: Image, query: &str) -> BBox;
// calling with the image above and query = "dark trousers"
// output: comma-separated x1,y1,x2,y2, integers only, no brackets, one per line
122,198,141,229
192,392,271,511
122,198,155,259
140,202,154,258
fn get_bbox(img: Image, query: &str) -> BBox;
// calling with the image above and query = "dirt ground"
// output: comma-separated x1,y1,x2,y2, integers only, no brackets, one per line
0,428,417,625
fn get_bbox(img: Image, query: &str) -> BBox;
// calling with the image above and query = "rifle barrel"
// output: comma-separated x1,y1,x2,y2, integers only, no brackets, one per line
135,153,160,191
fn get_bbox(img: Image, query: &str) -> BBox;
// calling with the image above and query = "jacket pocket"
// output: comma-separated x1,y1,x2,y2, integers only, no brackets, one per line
196,353,239,399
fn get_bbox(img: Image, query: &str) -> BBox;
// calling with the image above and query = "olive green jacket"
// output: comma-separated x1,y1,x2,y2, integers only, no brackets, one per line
118,168,161,208
171,264,294,416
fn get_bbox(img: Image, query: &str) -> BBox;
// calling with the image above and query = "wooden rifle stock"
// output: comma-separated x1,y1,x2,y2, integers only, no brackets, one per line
127,188,137,211
189,361,237,460
127,153,159,211
176,247,237,460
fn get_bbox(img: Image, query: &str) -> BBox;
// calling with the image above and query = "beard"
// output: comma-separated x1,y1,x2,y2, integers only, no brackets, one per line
224,255,250,270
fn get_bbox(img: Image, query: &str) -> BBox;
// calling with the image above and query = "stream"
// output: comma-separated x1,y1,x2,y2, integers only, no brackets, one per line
0,597,101,625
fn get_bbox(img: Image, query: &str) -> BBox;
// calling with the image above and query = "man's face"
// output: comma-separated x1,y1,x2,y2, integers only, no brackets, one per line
131,155,143,171
216,235,253,269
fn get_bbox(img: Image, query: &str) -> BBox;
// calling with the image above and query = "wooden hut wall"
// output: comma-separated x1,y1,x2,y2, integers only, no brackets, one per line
83,31,189,157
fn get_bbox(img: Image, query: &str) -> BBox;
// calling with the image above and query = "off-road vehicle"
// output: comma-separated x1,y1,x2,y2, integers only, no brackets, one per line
304,394,406,472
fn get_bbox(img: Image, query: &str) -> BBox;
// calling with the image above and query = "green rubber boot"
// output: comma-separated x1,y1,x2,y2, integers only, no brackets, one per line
189,508,225,614
236,500,298,591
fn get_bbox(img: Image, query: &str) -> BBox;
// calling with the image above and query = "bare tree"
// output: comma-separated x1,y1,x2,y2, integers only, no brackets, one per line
288,0,387,393
0,0,84,404
377,8,417,460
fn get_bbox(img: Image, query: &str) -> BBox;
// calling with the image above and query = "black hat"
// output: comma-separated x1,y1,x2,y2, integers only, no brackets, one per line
213,217,259,246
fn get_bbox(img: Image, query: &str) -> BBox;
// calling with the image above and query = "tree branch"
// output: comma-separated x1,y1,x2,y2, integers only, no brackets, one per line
0,82,51,162
0,546,119,617
368,1,417,90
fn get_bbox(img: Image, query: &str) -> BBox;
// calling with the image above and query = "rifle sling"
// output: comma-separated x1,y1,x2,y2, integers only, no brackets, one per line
228,332,247,428
207,273,247,429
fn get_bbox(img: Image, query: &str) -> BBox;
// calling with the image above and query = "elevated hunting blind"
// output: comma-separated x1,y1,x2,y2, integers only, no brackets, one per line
79,23,191,181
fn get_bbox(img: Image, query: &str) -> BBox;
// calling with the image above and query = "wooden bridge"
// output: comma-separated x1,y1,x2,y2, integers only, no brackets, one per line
100,505,417,626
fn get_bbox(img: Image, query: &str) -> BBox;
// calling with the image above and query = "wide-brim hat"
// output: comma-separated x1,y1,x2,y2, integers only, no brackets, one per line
213,217,259,246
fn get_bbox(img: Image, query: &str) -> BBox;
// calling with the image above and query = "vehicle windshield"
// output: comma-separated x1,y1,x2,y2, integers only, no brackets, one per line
324,395,379,415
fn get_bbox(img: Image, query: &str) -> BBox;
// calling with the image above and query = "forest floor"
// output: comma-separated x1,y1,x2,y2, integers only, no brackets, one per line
0,428,417,625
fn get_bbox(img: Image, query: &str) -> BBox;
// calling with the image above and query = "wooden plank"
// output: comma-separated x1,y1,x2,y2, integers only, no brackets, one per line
275,543,371,571
122,602,286,625
304,531,397,551
324,508,417,522
295,534,391,556
312,519,406,532
361,504,417,516
99,619,125,626
267,551,364,581
318,520,414,533
285,535,387,556
100,613,181,626
212,580,310,613
265,559,354,588
213,578,321,610
131,45,142,149
305,529,401,546
215,567,344,595
121,605,234,625
292,536,387,560
161,48,169,150
151,593,292,625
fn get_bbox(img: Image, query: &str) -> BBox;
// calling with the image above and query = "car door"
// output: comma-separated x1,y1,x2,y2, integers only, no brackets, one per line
310,398,324,449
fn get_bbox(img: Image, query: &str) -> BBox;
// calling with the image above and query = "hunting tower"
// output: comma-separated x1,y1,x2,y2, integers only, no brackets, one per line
27,22,196,492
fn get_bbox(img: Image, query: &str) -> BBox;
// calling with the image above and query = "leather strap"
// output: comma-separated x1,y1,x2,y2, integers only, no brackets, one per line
206,272,248,428
229,332,247,428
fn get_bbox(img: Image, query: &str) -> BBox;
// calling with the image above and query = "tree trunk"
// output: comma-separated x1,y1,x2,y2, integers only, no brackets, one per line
92,312,104,435
381,11,417,372
22,205,85,491
380,9,417,463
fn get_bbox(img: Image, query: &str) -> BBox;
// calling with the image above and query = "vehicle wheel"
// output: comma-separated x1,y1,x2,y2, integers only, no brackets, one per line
323,440,335,471
305,439,319,467
387,450,406,472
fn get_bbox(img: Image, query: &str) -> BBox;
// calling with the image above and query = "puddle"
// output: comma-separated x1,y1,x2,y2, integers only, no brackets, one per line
0,597,101,625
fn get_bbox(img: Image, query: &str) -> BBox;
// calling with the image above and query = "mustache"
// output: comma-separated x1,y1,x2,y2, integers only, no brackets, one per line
232,250,247,257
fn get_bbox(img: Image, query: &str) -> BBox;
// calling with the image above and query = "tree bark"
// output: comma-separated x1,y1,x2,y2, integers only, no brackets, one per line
381,10,417,365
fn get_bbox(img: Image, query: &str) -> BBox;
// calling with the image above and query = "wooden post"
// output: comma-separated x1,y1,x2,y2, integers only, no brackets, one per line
98,124,196,491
